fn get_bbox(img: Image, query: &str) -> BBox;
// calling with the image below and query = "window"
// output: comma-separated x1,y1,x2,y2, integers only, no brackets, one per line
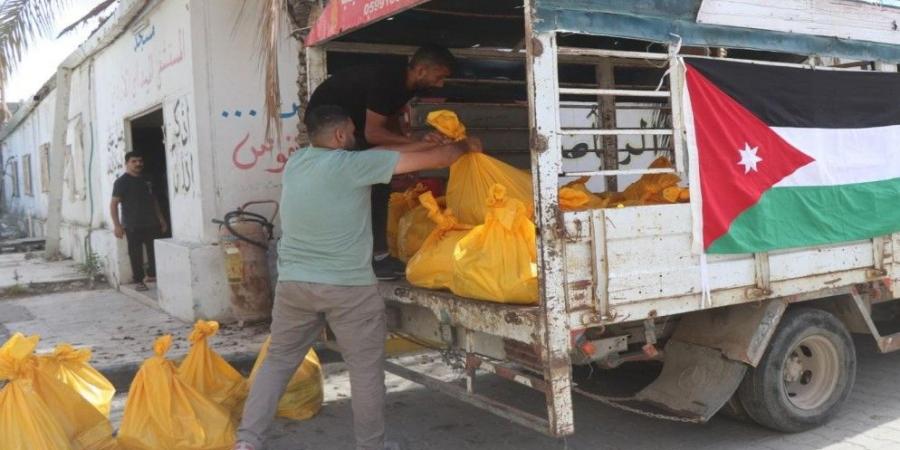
9,160,19,197
40,144,49,193
22,154,33,196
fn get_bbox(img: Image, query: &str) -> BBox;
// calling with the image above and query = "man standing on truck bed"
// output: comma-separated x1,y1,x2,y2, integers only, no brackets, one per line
304,44,457,280
234,105,480,450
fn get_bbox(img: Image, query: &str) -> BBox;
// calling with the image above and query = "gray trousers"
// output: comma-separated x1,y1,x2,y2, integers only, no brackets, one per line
237,281,387,450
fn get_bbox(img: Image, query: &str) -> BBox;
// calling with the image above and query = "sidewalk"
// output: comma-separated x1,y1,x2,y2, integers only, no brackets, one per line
0,252,90,294
0,288,270,386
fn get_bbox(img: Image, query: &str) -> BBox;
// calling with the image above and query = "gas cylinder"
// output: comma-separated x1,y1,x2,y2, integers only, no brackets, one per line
214,201,278,324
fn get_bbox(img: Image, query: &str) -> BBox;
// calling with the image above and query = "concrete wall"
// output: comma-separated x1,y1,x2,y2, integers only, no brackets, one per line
1,90,56,235
1,0,300,322
195,0,300,236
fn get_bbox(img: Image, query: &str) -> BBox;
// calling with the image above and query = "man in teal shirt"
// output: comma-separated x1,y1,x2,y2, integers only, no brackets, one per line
235,105,480,450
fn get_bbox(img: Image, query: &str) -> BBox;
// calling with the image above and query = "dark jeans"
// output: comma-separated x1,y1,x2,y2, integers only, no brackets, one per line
125,227,159,283
371,183,390,254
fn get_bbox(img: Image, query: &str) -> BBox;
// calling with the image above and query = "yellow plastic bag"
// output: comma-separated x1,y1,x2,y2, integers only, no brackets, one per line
0,333,73,450
559,187,589,211
451,184,539,304
406,192,473,289
562,177,614,209
177,321,248,418
387,183,430,258
447,153,533,225
426,109,534,225
622,156,681,203
37,343,116,418
396,196,446,262
426,110,467,141
248,336,323,421
118,335,235,450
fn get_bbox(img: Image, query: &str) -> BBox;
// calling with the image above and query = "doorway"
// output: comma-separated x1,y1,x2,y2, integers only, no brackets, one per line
128,108,171,238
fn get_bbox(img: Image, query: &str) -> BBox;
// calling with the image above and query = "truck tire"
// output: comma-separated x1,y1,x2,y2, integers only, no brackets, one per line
737,308,856,433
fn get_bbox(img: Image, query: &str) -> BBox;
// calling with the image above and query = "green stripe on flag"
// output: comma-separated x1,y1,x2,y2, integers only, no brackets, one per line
708,177,900,254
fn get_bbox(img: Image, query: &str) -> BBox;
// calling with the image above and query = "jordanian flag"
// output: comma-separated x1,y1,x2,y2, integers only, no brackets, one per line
684,58,900,254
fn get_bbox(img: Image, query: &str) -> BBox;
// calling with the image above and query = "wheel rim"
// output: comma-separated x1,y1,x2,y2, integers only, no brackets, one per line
782,334,840,410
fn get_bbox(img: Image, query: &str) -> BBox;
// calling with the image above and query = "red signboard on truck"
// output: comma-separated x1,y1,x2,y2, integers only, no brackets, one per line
306,0,429,46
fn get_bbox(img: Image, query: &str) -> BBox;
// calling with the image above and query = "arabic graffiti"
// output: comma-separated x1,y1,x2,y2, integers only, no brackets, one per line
134,25,156,51
105,128,125,176
170,98,190,151
231,133,300,173
166,98,195,195
113,28,186,101
221,103,300,119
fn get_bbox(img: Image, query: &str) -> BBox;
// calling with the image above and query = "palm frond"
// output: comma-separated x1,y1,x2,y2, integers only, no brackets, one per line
56,0,115,38
258,0,287,143
0,0,72,121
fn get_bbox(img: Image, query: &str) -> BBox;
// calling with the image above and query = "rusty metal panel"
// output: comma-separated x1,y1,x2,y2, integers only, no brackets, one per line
380,282,542,345
525,4,575,435
672,298,787,366
768,241,873,282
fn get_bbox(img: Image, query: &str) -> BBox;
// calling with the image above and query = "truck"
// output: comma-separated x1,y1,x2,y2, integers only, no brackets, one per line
301,0,900,437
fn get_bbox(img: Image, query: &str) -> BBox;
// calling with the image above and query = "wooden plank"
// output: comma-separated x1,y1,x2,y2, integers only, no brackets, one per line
602,204,692,239
768,242,874,282
697,0,900,46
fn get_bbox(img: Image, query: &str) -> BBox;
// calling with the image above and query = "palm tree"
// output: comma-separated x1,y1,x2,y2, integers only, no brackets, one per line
0,0,71,121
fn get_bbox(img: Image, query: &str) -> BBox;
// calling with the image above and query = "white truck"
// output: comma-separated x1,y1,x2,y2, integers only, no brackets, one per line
302,0,900,437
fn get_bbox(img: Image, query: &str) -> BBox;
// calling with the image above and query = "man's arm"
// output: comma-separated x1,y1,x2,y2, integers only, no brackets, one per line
109,197,124,239
394,139,480,174
365,110,416,146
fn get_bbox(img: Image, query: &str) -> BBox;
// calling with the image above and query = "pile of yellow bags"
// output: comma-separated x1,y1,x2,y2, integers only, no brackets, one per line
0,333,117,450
397,110,690,304
559,157,689,211
118,335,236,450
0,322,325,450
450,184,539,304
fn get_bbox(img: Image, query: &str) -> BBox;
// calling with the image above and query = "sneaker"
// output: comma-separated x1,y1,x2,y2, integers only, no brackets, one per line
135,282,149,292
233,442,256,450
374,256,406,281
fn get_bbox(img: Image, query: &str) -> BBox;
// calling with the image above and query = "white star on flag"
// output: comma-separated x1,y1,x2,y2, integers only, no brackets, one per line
738,143,762,174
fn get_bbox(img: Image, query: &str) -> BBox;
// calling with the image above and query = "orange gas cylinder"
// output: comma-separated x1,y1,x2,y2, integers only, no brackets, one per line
214,201,278,324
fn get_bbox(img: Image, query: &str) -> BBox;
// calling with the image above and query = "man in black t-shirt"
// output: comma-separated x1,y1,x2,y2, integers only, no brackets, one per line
305,44,457,280
110,152,168,291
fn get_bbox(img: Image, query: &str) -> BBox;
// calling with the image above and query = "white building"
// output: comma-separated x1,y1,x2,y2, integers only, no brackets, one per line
0,0,301,322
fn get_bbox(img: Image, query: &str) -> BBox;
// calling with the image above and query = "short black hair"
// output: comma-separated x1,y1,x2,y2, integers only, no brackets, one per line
305,105,351,138
124,151,142,162
410,44,456,71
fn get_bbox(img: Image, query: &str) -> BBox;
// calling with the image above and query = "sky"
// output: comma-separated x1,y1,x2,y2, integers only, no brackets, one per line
6,1,109,103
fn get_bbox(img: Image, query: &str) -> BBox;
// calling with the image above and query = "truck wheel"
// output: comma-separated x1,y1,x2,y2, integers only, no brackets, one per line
737,308,855,432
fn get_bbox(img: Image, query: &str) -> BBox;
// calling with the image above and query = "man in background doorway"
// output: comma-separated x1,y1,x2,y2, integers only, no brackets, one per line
305,44,457,280
110,152,168,291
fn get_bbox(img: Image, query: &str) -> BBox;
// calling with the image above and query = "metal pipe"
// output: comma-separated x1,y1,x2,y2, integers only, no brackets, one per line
559,87,671,97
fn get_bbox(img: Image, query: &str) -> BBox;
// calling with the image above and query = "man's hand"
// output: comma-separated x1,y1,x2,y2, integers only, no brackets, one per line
423,131,452,144
464,137,483,153
114,225,125,239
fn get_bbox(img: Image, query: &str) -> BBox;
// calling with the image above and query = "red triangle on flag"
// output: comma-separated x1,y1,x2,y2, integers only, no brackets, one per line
686,64,815,250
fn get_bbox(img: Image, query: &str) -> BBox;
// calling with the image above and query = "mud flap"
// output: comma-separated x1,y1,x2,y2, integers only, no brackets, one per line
633,340,748,422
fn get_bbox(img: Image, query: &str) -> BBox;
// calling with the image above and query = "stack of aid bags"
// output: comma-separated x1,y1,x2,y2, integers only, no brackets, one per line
117,321,324,450
0,333,117,450
394,110,539,305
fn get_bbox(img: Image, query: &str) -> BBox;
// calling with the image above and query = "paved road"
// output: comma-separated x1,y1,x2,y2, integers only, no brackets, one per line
261,337,900,450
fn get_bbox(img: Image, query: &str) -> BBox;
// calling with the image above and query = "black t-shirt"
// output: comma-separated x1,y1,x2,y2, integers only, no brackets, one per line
306,65,414,149
112,174,158,230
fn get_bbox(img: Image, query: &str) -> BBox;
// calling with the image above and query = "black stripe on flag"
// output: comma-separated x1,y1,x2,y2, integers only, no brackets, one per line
686,57,900,129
